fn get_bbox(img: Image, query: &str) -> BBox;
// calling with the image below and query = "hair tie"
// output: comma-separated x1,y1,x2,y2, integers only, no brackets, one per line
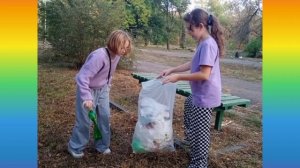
208,14,213,26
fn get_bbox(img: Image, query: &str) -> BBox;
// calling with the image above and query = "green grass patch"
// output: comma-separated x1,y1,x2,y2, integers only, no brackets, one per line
224,110,238,119
244,114,262,128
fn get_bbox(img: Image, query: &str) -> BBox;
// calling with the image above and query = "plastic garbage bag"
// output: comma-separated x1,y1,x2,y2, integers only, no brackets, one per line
132,79,177,153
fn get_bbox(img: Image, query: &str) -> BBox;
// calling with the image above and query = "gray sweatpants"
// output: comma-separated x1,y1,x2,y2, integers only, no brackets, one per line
68,85,111,153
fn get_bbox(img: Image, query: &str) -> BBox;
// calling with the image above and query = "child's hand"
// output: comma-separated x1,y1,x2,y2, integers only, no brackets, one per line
83,100,93,111
162,74,179,84
158,68,173,78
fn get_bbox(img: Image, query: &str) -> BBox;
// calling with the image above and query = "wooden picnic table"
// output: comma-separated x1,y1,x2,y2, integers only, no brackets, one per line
131,72,251,130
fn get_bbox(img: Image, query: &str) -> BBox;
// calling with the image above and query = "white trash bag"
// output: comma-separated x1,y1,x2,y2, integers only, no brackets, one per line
131,79,177,153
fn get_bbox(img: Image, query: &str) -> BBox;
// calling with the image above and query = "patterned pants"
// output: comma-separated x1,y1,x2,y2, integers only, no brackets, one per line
184,95,213,168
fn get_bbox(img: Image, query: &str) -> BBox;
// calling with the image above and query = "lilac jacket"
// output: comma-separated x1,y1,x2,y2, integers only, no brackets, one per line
76,48,120,100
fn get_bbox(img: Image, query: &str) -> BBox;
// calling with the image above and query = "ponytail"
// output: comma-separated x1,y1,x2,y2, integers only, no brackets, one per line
210,14,225,57
184,9,225,57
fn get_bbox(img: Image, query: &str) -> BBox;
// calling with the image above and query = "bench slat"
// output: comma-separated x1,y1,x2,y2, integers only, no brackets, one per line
221,96,240,101
221,99,251,109
221,93,232,97
177,86,192,90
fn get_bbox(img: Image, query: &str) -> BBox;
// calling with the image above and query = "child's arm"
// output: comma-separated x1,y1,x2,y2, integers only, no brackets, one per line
76,52,104,101
159,61,191,77
171,61,191,73
162,65,211,84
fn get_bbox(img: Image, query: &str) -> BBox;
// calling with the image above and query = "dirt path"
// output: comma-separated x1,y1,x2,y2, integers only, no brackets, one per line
134,48,262,110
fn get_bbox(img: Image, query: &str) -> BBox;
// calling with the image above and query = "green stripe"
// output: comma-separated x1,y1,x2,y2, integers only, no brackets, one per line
222,99,251,107
221,96,240,101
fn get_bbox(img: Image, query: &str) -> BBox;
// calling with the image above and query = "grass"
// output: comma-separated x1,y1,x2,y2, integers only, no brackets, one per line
245,114,262,128
221,64,262,82
224,111,238,119
38,44,262,168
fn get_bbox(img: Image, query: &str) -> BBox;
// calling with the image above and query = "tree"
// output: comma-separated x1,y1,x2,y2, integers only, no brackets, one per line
124,0,151,45
204,0,262,54
175,0,189,49
43,0,126,68
231,0,262,49
148,14,167,45
38,0,47,43
138,0,188,49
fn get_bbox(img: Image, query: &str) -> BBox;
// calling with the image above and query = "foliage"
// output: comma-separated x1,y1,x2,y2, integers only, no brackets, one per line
40,0,190,68
207,0,230,25
148,14,167,45
197,0,262,51
142,0,189,49
229,0,262,49
44,0,126,68
38,0,46,41
124,0,151,29
39,0,263,60
245,36,262,57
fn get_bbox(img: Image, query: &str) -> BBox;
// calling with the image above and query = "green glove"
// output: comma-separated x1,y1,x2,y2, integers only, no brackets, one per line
88,110,102,140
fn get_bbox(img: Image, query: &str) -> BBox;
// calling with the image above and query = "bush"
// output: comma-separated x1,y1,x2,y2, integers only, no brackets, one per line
44,0,126,69
244,36,262,57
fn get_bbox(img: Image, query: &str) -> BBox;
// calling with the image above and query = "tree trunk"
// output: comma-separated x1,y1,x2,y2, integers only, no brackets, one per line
178,12,185,49
180,23,186,49
167,39,170,50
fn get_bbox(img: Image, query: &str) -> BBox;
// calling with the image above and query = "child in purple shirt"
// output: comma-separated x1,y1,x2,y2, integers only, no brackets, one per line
68,30,132,158
159,8,225,168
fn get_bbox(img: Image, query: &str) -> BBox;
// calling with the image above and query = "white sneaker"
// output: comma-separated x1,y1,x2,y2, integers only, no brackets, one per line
68,147,84,158
102,148,111,155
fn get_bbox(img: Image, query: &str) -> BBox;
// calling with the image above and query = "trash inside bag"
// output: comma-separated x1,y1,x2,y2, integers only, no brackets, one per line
132,79,177,153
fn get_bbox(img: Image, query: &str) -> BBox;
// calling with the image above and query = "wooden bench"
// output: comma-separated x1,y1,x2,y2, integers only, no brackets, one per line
131,72,251,130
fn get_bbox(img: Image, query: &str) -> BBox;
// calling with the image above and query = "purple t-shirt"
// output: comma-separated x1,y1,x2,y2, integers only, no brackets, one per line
76,48,120,101
190,36,221,108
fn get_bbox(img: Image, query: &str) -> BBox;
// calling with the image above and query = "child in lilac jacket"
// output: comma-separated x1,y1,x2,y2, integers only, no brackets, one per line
68,30,132,158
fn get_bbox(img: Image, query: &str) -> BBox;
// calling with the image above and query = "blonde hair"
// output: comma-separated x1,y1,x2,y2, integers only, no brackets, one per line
106,30,132,55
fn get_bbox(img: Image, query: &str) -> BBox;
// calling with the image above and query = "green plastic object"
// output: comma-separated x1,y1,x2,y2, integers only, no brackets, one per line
132,138,146,153
88,110,102,140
